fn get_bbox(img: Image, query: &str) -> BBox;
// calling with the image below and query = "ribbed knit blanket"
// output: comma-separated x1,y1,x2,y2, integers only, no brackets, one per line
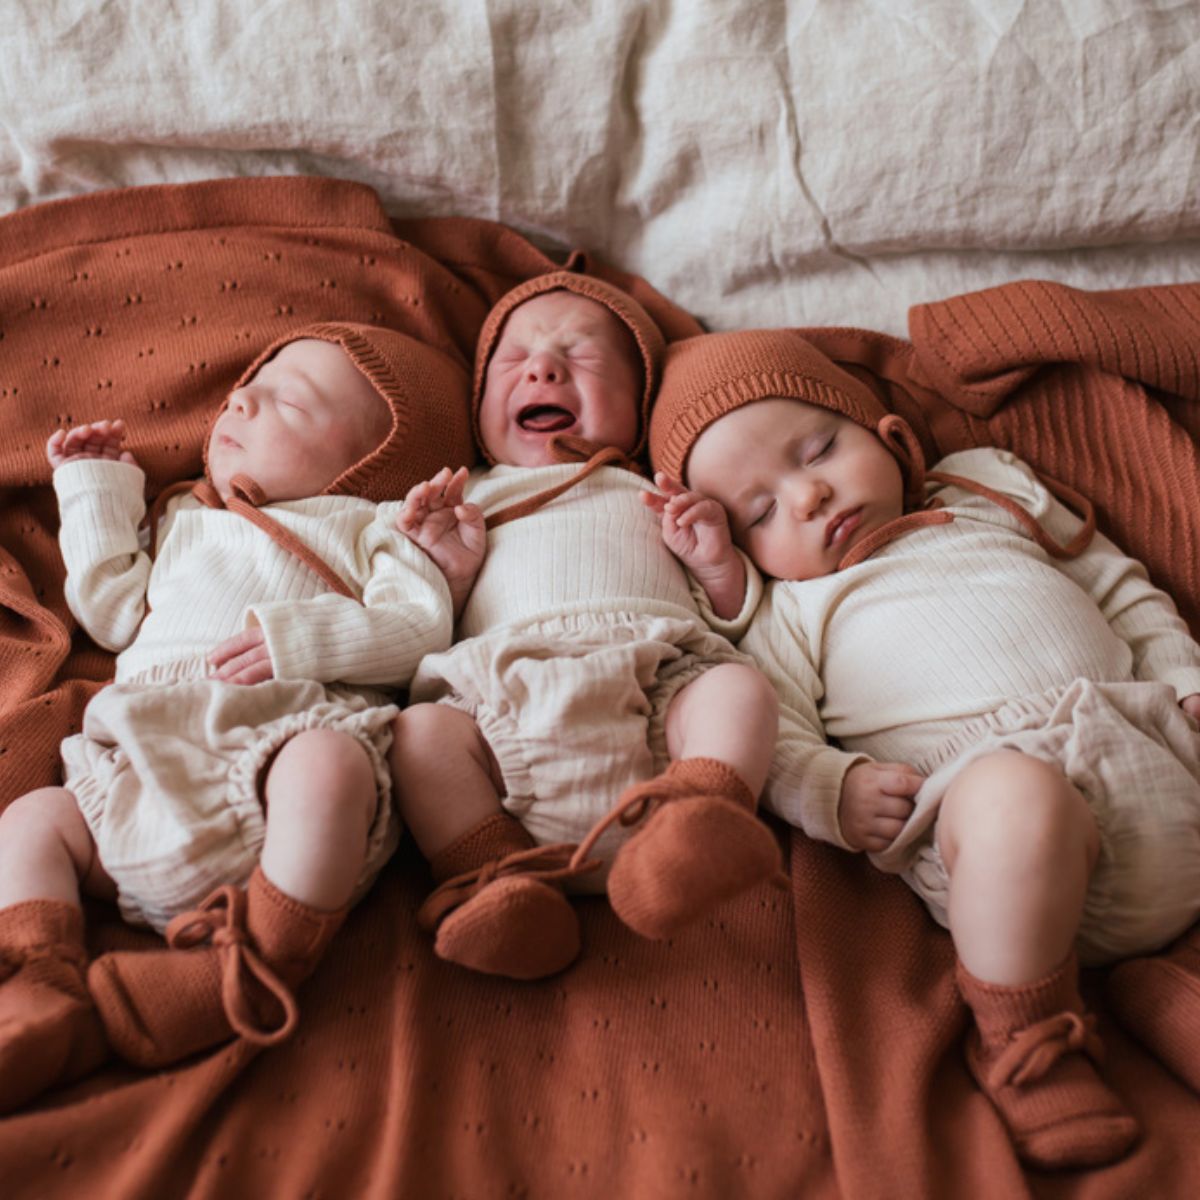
1,179,1198,1198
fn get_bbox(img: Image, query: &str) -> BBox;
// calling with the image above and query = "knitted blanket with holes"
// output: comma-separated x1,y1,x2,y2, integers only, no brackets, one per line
1,178,1198,1198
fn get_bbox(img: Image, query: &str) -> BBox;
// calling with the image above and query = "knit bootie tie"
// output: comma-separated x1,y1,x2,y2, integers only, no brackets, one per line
418,813,596,980
88,868,345,1068
957,956,1139,1169
1106,925,1200,1092
0,900,108,1114
603,757,782,940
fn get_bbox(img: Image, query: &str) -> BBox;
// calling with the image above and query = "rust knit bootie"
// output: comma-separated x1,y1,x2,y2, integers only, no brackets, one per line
957,956,1139,1169
87,867,345,1068
1106,926,1200,1093
418,813,591,981
605,757,782,940
0,900,108,1114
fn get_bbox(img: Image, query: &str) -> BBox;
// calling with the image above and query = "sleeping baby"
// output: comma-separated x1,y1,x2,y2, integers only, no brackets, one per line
646,328,1200,1171
392,271,782,981
0,324,471,1113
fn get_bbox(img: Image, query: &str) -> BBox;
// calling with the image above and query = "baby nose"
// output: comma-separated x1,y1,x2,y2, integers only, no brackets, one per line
525,352,565,384
229,387,258,416
785,474,831,517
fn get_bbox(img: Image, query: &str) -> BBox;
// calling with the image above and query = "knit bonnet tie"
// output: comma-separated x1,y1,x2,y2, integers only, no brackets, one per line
485,435,641,530
190,475,358,598
165,884,299,1046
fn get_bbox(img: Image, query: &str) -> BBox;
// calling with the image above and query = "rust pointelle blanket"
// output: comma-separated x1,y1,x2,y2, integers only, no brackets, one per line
1,179,1198,1198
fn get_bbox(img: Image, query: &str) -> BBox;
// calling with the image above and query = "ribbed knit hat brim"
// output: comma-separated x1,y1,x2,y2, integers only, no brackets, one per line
471,270,666,461
206,322,474,502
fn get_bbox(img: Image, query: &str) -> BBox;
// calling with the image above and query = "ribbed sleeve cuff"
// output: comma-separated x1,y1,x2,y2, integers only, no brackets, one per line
764,746,866,852
690,548,764,641
52,457,145,509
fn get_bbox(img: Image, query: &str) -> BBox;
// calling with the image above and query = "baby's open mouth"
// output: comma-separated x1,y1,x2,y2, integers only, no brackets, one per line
517,404,575,433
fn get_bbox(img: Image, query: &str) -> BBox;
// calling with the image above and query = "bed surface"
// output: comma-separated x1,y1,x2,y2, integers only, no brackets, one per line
3,4,1200,1198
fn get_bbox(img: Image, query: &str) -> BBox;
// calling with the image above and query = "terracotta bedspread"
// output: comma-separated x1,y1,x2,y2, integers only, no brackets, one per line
1,179,1199,1198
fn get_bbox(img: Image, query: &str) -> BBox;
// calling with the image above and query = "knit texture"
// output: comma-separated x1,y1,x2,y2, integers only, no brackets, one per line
0,900,108,1114
449,464,762,643
650,329,934,514
88,867,346,1068
1107,929,1200,1092
0,176,701,800
956,957,1139,1169
606,757,782,940
429,812,536,884
3,185,1200,1195
472,269,667,460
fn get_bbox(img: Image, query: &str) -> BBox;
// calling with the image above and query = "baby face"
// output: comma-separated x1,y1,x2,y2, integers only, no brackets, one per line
209,339,388,502
478,291,642,466
687,397,905,581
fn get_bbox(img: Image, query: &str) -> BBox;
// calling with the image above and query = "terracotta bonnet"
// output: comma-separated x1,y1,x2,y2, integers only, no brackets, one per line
648,329,926,505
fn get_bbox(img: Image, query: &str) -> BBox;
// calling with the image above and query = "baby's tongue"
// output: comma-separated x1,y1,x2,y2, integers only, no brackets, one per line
520,406,574,432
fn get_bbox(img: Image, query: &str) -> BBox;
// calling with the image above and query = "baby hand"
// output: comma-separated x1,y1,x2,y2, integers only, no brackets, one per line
641,472,737,568
396,466,486,618
838,760,924,853
1181,694,1200,725
641,472,746,620
207,627,275,685
46,419,139,470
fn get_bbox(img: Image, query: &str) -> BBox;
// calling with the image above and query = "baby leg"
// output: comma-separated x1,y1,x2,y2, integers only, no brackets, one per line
0,788,110,1112
390,703,582,979
607,662,783,939
90,729,372,1067
937,750,1136,1169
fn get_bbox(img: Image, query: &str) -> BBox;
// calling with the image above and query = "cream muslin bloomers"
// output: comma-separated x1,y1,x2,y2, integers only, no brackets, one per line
411,611,750,889
62,666,400,933
877,679,1200,965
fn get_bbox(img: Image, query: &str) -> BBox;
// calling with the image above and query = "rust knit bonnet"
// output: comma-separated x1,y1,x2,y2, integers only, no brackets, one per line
471,270,666,462
648,328,927,507
204,322,475,502
649,328,1095,569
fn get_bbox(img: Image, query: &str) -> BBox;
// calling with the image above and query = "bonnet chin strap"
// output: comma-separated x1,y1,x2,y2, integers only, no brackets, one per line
836,416,1096,571
144,474,358,599
484,434,641,530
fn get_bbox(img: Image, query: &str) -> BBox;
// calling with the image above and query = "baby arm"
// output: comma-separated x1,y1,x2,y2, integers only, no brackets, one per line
396,466,487,620
213,513,454,688
48,420,152,651
1048,497,1200,715
641,472,747,621
738,584,917,850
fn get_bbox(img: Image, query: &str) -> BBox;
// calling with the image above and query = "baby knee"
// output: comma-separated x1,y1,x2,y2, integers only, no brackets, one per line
942,752,1096,855
0,787,95,873
701,662,779,716
266,730,378,822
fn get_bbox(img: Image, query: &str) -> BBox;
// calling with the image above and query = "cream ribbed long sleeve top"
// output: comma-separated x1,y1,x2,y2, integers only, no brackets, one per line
740,447,1200,850
456,463,761,641
54,459,452,687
